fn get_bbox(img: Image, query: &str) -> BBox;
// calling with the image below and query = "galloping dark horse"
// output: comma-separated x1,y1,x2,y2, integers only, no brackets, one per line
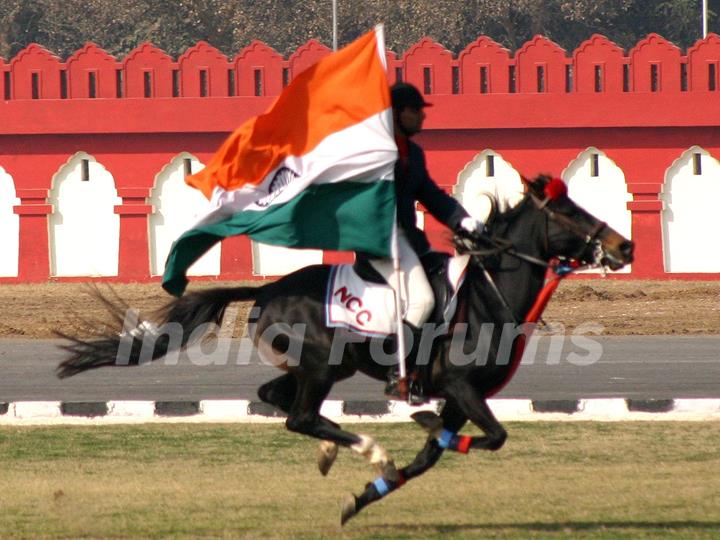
57,175,633,524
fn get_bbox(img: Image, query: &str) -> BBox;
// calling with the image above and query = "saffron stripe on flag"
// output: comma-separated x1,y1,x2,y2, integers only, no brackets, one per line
186,28,391,199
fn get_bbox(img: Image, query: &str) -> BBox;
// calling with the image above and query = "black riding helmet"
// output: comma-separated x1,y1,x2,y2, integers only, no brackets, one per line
390,82,432,110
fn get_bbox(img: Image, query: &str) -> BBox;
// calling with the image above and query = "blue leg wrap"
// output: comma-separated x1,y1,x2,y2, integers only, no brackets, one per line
437,428,456,449
372,476,390,496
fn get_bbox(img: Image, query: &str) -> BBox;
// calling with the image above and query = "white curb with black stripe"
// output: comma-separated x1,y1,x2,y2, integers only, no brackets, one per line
1,399,719,425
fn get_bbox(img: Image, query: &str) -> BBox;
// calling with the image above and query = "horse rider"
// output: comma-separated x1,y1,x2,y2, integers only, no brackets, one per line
365,82,484,400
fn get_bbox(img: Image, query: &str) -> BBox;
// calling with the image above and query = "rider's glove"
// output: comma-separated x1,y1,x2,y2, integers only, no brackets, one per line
459,217,484,235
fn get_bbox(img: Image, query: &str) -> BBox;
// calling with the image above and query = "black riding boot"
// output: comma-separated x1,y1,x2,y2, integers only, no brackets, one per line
384,322,428,405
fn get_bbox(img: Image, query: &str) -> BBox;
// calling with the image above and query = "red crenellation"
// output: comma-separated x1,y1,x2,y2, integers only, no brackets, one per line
1,34,720,282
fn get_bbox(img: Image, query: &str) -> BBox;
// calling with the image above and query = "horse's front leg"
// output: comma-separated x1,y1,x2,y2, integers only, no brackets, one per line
341,399,468,525
445,380,508,451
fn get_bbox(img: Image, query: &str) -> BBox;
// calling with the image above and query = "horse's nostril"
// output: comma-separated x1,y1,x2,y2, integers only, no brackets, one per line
620,241,634,261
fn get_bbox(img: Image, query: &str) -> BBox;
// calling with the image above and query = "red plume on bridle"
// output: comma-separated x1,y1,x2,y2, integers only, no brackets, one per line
521,175,568,204
544,177,567,200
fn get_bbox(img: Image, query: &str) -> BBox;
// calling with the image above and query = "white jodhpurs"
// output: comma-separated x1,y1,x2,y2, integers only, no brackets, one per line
368,230,434,328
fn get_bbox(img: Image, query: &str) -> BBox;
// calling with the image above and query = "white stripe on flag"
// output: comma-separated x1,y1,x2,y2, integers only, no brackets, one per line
194,108,397,229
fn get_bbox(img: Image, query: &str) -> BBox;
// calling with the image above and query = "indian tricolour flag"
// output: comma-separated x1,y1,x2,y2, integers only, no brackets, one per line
162,26,397,296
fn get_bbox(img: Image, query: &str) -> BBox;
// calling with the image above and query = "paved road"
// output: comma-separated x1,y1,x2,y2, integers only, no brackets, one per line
0,336,718,401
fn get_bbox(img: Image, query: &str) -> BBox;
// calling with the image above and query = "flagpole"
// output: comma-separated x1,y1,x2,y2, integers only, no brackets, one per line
390,220,409,395
703,0,709,38
332,0,338,51
380,23,407,399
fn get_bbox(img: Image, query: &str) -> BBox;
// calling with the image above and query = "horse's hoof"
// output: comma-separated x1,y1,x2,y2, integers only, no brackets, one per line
411,410,443,437
317,440,338,476
340,493,358,526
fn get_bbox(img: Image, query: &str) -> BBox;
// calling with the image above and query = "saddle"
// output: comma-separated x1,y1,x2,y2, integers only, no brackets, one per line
325,252,469,337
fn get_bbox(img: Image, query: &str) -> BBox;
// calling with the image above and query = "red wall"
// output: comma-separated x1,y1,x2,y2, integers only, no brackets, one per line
2,33,720,282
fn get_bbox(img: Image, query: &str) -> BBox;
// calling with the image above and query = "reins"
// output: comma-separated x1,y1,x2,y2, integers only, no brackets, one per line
458,223,590,399
473,247,586,326
456,189,609,327
459,234,550,270
467,176,629,399
457,221,556,326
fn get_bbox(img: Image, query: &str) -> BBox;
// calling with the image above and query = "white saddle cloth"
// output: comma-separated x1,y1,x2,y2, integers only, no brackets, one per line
325,255,470,337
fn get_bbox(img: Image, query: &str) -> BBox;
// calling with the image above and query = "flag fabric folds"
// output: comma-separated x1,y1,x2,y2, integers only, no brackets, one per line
162,26,397,296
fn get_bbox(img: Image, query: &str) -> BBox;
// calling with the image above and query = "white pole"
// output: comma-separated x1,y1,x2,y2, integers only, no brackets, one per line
390,222,408,385
703,0,708,38
332,0,338,51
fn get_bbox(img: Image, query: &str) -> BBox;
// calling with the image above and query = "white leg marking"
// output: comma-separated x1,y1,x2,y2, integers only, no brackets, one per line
350,434,397,480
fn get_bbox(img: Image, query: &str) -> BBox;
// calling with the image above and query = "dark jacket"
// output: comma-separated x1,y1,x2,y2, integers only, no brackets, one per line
396,138,468,255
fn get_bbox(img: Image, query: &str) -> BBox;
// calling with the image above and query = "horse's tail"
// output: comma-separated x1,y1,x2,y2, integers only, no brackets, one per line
56,285,265,379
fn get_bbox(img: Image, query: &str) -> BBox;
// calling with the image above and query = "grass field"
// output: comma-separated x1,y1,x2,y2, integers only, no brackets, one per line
1,422,719,539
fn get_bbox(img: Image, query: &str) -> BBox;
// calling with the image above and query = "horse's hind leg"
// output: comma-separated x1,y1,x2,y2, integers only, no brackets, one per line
258,373,296,411
285,376,397,479
259,373,341,475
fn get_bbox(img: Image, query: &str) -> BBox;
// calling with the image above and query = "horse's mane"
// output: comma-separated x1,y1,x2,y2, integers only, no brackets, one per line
480,193,538,247
485,192,533,228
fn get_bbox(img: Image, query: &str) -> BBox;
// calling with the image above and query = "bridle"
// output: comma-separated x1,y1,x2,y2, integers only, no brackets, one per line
455,178,614,324
530,192,611,272
459,181,612,273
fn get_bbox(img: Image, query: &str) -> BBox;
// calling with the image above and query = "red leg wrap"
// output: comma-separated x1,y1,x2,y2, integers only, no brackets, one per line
456,435,472,454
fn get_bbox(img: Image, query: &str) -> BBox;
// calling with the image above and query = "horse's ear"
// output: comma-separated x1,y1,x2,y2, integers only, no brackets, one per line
521,174,550,197
522,174,567,201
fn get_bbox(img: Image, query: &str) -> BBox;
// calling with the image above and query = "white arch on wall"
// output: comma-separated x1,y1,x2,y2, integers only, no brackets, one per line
48,153,121,276
453,149,524,222
0,166,20,277
562,148,632,273
148,153,221,277
661,147,720,272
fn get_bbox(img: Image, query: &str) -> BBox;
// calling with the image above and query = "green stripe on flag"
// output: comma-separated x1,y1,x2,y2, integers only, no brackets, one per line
162,181,396,296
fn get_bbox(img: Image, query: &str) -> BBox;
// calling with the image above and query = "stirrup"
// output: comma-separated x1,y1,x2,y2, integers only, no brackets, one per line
385,373,428,405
